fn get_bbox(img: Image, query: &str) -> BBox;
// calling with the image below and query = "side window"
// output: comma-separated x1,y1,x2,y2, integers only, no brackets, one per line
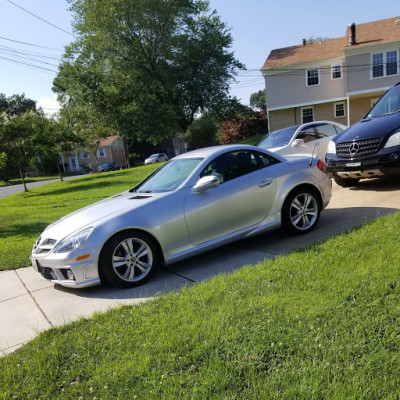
200,150,277,183
296,128,318,143
253,150,280,168
314,123,339,138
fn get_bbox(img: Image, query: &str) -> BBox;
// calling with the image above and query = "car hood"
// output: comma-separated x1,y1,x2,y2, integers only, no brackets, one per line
335,113,400,143
42,191,164,239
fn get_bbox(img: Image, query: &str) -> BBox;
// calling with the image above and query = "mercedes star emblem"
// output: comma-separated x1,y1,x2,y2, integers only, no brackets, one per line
349,142,359,154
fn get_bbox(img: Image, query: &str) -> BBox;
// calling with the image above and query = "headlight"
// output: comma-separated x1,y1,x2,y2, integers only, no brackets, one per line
327,140,336,154
384,132,400,148
53,227,93,253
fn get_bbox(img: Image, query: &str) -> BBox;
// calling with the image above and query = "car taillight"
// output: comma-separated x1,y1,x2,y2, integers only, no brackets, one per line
317,159,328,174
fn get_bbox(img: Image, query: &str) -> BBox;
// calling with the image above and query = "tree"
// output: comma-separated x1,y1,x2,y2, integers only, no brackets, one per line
185,114,218,149
250,89,266,111
305,36,330,44
219,108,268,144
0,112,44,191
0,152,6,170
54,0,243,144
0,93,38,117
35,118,82,181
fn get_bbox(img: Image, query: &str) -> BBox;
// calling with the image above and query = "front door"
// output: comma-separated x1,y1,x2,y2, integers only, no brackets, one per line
184,149,278,245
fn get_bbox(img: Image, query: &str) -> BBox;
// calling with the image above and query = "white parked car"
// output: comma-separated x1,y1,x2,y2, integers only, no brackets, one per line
31,145,331,289
144,153,169,164
257,121,347,161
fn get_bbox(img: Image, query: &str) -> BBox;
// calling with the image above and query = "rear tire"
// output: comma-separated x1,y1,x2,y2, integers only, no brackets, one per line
282,187,321,235
99,230,160,288
333,173,360,187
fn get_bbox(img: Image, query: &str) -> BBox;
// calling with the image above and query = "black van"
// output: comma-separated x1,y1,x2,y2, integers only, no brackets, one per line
325,82,400,186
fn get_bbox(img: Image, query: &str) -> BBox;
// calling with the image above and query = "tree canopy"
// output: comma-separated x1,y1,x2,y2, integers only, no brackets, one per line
0,94,77,188
250,89,266,111
54,0,243,144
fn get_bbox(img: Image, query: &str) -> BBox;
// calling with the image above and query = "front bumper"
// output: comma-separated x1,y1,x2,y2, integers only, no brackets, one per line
325,149,400,178
31,255,101,288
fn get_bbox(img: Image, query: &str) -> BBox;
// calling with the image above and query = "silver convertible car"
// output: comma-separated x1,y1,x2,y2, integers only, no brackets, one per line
31,145,332,289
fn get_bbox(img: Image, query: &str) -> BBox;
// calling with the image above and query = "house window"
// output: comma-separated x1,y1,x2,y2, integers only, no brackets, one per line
334,102,346,118
80,151,90,159
386,51,398,75
301,107,314,123
331,65,342,80
372,51,398,78
97,147,106,157
306,69,319,86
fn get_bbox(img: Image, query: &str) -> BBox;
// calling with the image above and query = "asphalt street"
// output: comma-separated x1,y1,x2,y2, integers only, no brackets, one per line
0,175,82,199
1,178,400,355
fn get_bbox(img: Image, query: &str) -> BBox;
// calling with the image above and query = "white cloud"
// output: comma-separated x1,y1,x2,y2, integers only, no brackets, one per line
37,95,61,117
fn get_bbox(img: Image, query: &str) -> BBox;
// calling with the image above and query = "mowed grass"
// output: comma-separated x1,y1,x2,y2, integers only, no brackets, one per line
1,212,399,398
0,165,159,271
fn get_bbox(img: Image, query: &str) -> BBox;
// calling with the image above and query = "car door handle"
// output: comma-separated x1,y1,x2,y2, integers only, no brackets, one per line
258,178,273,187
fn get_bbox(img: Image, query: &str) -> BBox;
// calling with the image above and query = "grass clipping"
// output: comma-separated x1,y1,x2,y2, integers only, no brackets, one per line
1,212,400,399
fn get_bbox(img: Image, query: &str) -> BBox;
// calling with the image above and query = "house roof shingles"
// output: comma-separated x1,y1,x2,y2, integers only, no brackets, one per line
99,135,120,147
262,16,400,70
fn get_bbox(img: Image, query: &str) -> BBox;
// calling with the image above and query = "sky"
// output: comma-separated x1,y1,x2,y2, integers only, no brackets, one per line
0,0,399,115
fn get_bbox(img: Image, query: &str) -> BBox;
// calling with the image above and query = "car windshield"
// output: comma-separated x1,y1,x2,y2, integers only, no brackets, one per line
257,126,298,149
367,85,400,117
135,158,203,193
149,154,158,159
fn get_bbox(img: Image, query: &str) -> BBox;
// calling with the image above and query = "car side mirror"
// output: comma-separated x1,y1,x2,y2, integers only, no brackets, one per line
193,175,220,193
292,138,305,147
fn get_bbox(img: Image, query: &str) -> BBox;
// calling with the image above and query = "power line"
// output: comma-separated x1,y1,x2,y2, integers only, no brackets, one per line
0,55,57,74
6,0,74,37
0,35,64,51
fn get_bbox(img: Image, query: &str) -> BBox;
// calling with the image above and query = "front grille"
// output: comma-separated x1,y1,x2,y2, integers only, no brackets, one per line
336,138,382,158
33,237,57,254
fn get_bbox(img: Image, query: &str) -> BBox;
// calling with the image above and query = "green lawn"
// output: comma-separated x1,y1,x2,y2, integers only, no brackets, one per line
0,165,159,271
1,212,399,398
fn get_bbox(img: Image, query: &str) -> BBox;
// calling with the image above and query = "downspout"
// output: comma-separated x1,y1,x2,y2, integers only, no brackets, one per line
346,96,350,126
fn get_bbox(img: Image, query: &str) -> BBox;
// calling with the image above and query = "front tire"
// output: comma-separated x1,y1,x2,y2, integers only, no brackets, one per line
99,230,160,288
282,188,320,235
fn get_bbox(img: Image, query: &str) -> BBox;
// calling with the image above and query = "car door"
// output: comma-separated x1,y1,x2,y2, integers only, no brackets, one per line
184,149,279,245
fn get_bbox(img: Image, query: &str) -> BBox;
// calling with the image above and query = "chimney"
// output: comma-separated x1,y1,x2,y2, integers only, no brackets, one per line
349,23,356,45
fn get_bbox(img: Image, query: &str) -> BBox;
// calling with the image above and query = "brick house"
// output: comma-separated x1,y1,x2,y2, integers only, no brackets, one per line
60,135,127,173
262,16,400,132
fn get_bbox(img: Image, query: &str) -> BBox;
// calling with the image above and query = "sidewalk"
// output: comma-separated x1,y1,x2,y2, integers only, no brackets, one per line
0,245,272,356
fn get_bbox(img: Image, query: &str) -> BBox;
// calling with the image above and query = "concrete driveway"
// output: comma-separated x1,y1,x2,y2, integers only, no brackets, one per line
1,179,400,355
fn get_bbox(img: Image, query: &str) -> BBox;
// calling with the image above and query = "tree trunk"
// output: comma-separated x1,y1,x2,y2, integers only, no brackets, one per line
17,161,28,192
56,158,63,181
123,139,130,168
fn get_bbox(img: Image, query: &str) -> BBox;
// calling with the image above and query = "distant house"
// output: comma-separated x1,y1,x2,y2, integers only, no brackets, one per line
262,16,400,132
60,135,127,173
